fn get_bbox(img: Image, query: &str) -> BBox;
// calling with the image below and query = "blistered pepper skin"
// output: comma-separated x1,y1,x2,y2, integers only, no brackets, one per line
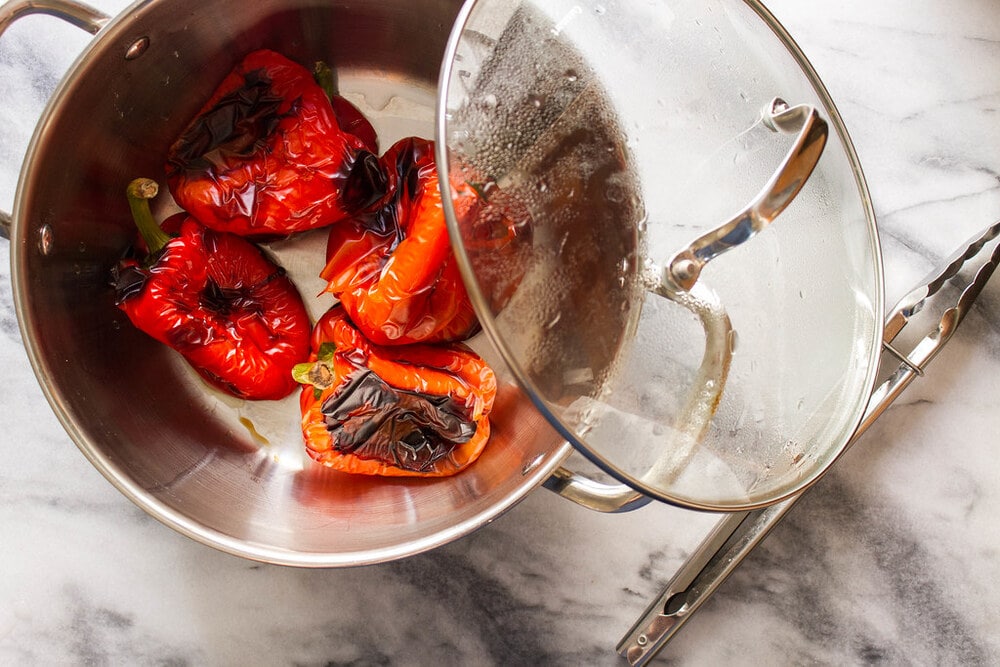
115,215,311,400
320,137,480,346
299,306,496,477
165,50,383,239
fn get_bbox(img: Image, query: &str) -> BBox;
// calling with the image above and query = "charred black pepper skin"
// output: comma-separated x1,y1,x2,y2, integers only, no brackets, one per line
321,369,476,473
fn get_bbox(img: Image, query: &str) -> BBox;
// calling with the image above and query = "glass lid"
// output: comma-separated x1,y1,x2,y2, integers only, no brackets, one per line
436,0,883,510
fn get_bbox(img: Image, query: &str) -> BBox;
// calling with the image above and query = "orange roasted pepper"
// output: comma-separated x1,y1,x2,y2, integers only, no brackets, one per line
296,306,497,477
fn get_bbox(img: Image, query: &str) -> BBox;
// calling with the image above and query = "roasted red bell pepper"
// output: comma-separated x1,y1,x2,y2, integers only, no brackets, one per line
295,306,496,477
165,49,384,238
320,136,482,346
113,178,311,400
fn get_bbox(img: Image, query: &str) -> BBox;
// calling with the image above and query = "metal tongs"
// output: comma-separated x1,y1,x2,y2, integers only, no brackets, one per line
618,220,1000,664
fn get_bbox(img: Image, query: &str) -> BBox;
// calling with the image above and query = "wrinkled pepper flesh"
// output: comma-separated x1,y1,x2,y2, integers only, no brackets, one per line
165,49,384,238
296,306,497,476
114,178,311,400
320,136,482,346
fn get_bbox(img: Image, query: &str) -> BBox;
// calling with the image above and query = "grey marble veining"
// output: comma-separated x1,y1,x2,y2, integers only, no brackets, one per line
2,0,1000,665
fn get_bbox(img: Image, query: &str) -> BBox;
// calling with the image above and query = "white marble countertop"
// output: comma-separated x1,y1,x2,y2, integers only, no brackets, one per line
2,0,999,664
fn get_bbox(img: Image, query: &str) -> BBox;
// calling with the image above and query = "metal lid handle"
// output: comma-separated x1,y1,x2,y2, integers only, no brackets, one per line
665,98,829,291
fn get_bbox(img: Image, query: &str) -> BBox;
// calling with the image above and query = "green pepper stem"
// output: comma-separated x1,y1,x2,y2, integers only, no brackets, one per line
313,61,336,101
126,178,172,255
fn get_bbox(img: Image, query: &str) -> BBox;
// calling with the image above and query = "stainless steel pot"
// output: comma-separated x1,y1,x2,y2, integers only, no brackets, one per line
1,0,595,567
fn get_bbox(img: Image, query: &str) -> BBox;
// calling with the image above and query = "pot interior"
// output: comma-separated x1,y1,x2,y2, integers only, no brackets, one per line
13,0,569,566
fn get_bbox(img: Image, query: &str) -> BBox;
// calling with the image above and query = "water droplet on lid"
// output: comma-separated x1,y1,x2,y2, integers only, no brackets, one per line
480,180,499,198
557,232,570,253
564,69,579,83
605,185,625,204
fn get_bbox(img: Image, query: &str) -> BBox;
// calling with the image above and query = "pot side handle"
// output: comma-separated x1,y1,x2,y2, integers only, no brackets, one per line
0,0,110,239
543,466,652,513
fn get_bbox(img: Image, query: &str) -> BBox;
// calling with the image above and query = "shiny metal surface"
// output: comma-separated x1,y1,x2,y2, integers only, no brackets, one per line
541,467,650,514
438,0,884,510
617,219,1000,664
5,0,581,566
665,98,829,292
